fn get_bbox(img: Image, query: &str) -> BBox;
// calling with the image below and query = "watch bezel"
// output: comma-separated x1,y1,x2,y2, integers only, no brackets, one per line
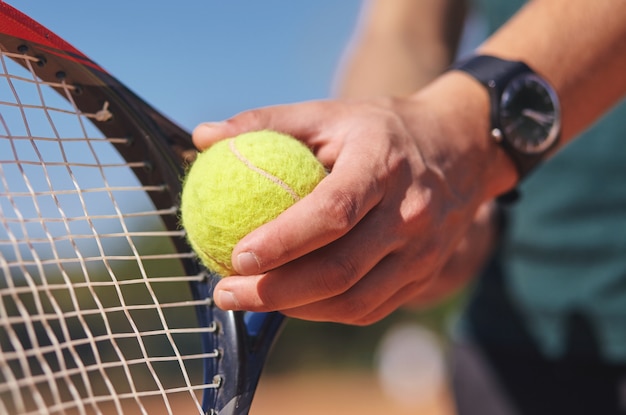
498,73,561,155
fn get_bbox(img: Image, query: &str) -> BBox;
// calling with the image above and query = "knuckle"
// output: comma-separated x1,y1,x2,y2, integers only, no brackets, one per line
417,240,440,268
341,299,373,326
322,189,362,234
231,108,266,129
313,254,361,297
256,293,279,312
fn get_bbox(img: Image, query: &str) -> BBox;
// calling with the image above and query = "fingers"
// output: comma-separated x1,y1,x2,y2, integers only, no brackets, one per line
212,180,442,323
231,161,383,275
191,101,338,152
214,204,393,311
228,104,407,275
192,121,244,150
214,243,436,325
282,273,434,326
192,106,282,150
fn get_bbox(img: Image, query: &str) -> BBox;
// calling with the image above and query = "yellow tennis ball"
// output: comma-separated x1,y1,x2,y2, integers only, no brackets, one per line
180,130,326,277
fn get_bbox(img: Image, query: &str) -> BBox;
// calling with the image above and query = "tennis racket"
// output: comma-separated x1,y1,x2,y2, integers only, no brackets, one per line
0,3,285,414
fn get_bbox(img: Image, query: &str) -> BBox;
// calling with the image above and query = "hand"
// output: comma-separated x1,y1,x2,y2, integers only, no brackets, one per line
192,74,511,324
405,202,499,308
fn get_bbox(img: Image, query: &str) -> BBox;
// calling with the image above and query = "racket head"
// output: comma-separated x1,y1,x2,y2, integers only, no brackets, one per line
0,3,285,414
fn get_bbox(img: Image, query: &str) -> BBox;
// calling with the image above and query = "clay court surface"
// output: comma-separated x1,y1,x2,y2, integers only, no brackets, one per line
251,371,455,415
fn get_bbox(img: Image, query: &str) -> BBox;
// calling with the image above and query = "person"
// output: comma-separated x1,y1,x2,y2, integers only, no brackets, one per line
193,0,626,413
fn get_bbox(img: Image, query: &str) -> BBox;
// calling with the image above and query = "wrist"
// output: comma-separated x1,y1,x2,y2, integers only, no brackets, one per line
405,71,519,204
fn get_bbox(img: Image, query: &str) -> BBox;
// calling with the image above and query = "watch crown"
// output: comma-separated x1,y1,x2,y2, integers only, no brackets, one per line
491,128,504,143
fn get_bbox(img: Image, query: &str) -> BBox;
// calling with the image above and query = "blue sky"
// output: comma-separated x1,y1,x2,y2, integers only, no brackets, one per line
12,1,363,132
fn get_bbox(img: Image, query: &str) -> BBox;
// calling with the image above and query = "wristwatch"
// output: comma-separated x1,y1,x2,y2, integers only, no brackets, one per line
451,55,561,180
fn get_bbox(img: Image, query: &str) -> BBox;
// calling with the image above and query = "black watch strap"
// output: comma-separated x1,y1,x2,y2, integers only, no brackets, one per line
451,55,532,93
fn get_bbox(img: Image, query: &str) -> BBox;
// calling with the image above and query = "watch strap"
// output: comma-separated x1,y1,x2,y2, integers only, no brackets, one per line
451,55,532,93
451,55,551,184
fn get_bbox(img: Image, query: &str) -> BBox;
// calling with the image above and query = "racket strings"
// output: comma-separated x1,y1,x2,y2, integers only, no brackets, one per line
0,53,100,412
0,49,220,414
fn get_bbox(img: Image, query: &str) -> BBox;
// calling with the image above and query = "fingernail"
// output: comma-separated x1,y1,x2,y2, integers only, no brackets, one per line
216,290,240,310
236,252,261,274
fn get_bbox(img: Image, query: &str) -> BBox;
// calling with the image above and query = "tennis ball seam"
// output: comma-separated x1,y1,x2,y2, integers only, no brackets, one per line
229,137,301,202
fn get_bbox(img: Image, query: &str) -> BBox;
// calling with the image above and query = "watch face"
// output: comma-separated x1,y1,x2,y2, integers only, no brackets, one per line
499,73,561,154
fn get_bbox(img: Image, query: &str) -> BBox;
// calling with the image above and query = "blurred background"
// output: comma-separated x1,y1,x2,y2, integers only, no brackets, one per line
9,2,485,413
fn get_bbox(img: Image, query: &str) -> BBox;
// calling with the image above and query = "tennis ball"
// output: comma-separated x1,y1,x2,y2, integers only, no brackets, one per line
180,130,326,277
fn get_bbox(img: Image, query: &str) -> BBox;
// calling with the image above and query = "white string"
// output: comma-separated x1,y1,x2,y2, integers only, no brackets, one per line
2,50,79,415
0,49,212,414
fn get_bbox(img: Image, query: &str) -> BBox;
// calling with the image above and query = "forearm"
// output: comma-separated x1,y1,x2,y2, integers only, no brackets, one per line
411,0,626,201
479,0,626,144
336,0,468,98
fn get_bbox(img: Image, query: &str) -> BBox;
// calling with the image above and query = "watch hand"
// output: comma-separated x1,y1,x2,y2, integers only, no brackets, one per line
522,109,554,126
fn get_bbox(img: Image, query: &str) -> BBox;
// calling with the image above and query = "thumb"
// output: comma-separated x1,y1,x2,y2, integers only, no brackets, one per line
192,107,273,150
192,121,248,151
192,100,335,151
